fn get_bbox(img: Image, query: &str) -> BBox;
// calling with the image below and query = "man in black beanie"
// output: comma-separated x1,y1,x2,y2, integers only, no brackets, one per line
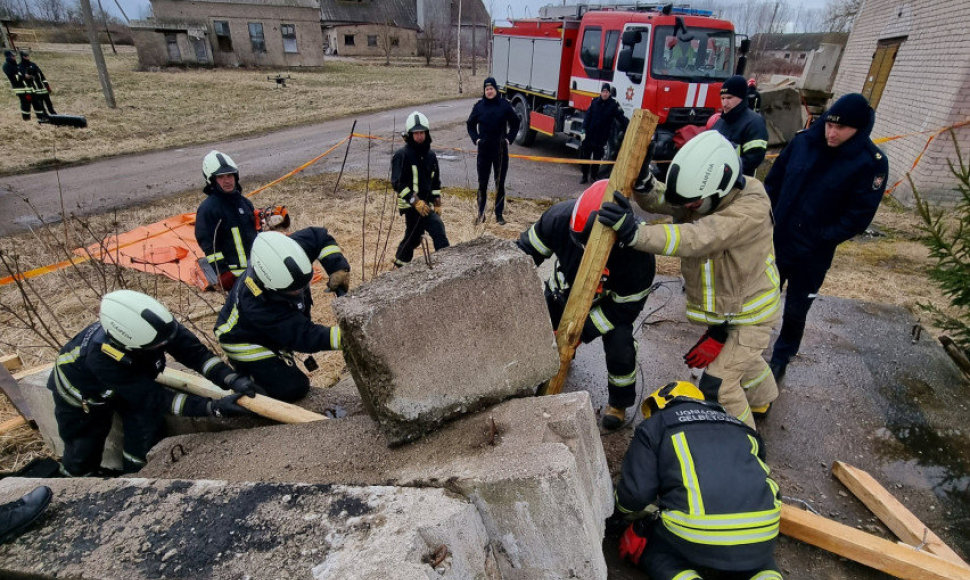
579,83,628,184
764,93,888,384
467,77,520,225
712,74,768,176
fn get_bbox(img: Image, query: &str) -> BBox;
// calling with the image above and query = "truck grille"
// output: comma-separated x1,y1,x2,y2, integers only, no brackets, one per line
667,107,716,126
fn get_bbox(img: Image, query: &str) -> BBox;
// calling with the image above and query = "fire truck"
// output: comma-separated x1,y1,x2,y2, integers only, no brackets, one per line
491,4,749,160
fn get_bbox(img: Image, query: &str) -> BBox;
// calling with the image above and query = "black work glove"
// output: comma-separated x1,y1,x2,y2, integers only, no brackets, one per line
684,322,730,369
207,393,250,418
632,142,656,194
224,373,264,398
598,192,640,247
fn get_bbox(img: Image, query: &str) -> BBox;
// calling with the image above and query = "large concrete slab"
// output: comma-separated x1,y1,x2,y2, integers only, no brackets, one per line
141,391,612,580
334,235,559,446
0,476,494,580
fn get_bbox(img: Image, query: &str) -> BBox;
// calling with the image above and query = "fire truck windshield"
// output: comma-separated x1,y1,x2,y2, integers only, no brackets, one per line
651,26,734,82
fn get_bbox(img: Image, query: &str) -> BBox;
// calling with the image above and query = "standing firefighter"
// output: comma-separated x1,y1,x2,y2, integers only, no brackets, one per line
3,50,32,121
215,229,350,402
195,150,257,290
467,77,520,225
612,381,783,580
49,290,257,477
580,83,629,184
17,50,55,118
517,180,656,430
598,131,780,428
392,111,450,268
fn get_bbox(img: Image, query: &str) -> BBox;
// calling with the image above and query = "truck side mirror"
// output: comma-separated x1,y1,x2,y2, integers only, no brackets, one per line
739,38,751,55
617,47,633,72
621,30,641,46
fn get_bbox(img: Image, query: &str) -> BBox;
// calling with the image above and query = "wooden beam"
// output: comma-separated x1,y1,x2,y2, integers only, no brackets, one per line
541,108,659,396
12,363,53,381
780,504,970,580
156,368,326,424
832,461,968,568
0,416,28,436
1,354,23,372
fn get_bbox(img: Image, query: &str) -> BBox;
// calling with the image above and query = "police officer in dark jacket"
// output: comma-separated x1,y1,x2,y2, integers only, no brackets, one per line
518,180,655,431
580,83,629,184
712,75,768,176
17,50,55,118
3,50,32,121
613,381,783,580
215,229,350,402
765,93,888,381
392,111,449,267
50,290,256,477
467,77,520,225
195,150,257,290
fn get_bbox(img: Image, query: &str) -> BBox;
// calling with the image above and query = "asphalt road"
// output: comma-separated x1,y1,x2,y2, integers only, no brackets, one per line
0,97,592,237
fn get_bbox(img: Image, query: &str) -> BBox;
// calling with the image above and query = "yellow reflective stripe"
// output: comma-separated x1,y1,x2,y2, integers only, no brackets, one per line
412,165,419,197
748,435,772,476
741,288,780,313
662,224,681,256
742,366,771,390
171,393,187,416
662,508,781,533
220,342,276,362
738,403,752,424
201,356,221,375
231,227,247,268
318,245,342,260
431,190,441,196
398,187,412,199
750,572,783,580
53,366,84,407
701,259,715,313
662,517,779,545
609,287,652,303
765,254,779,287
206,252,225,263
123,451,146,465
527,224,553,257
671,432,704,515
57,346,81,365
742,139,768,152
215,306,239,338
673,571,702,580
608,368,637,387
589,305,614,334
330,326,342,350
685,297,780,326
245,276,262,297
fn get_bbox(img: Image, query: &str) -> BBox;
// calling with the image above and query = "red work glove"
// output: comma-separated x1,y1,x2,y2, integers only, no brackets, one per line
684,323,729,369
218,270,237,291
618,522,648,565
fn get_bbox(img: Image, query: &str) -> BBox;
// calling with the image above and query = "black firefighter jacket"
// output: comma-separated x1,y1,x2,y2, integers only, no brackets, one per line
712,101,768,176
215,227,350,361
392,138,441,211
517,199,656,338
195,184,257,277
615,399,782,571
18,59,48,93
583,96,628,147
466,96,520,152
3,57,26,92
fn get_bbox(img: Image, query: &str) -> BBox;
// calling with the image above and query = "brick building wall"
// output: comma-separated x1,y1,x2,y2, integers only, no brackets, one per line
831,0,970,205
325,24,418,57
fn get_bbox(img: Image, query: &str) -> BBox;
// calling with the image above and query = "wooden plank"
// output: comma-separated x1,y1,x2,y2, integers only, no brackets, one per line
155,367,327,424
0,416,29,435
541,108,659,395
832,460,968,568
12,363,53,381
780,504,970,580
0,364,36,421
1,354,23,372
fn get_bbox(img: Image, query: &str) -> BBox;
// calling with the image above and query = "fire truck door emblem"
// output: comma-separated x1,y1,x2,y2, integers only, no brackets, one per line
625,86,635,101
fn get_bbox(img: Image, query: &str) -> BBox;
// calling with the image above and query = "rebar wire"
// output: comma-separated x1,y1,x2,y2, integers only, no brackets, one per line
376,121,400,271
372,117,395,277
361,123,372,284
330,120,358,200
421,235,432,268
782,495,821,516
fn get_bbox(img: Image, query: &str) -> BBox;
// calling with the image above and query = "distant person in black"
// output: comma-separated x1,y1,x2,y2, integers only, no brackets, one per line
580,83,628,184
3,50,32,121
466,77,520,225
18,50,55,118
747,77,762,113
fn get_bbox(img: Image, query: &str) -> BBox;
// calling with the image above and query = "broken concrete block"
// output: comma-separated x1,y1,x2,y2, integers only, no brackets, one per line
0,477,494,580
142,391,612,580
333,236,559,445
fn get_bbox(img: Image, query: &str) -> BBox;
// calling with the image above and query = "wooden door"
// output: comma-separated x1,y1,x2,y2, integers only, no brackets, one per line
862,38,904,110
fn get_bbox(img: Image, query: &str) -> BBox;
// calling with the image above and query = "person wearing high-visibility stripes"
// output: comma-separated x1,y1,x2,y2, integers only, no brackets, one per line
17,50,55,119
516,179,656,431
3,50,33,121
48,290,257,477
391,111,449,268
598,131,779,429
612,381,783,580
712,75,768,177
214,229,350,402
195,150,257,291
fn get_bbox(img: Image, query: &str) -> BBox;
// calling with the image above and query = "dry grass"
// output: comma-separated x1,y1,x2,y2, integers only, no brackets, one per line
0,44,485,175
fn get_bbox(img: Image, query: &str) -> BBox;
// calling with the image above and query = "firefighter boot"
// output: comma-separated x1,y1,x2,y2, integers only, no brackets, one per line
601,405,626,431
0,486,52,544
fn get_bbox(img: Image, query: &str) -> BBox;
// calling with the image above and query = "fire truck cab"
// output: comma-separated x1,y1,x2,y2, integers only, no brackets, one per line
491,4,748,160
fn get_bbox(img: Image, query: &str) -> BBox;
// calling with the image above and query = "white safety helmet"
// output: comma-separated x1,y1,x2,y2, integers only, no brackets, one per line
99,290,177,350
665,131,740,212
202,150,239,185
250,231,313,292
404,111,430,134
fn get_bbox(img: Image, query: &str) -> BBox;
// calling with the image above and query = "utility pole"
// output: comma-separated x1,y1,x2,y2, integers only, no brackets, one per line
79,0,116,108
471,18,476,76
456,0,463,93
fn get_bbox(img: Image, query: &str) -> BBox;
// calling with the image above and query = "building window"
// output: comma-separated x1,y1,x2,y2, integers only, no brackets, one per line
783,52,790,59
344,34,355,46
165,33,181,63
391,37,399,47
249,22,266,53
281,24,298,53
213,20,232,52
367,34,378,47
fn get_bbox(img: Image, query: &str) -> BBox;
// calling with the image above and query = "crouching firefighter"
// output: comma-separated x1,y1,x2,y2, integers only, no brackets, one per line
611,381,783,580
215,229,350,402
517,179,656,430
49,290,259,477
598,131,780,428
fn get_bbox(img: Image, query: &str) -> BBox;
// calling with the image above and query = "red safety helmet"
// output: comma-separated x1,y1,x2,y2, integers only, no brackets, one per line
570,179,610,244
747,77,757,87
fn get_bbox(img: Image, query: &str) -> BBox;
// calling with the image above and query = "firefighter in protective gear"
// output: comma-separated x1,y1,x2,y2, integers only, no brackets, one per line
17,50,55,118
712,75,768,176
392,111,449,267
195,150,257,290
598,131,780,429
612,381,783,579
517,180,656,430
214,229,350,402
3,50,32,121
48,290,257,477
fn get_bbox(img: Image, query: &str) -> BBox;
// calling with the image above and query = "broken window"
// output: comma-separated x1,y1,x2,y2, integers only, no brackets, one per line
282,24,297,53
213,20,232,52
344,34,355,46
367,35,378,47
249,22,266,53
391,37,399,47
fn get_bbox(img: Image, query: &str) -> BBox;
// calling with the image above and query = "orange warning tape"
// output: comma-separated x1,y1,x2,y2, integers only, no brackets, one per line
884,118,970,196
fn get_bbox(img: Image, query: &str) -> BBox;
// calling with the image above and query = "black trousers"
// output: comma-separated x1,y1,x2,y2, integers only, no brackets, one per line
15,93,31,120
33,91,55,116
476,144,509,219
232,354,310,402
770,258,829,366
579,140,606,180
640,530,780,580
394,208,449,266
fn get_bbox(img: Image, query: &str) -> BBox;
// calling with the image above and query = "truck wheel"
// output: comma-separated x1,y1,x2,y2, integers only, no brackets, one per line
513,97,537,147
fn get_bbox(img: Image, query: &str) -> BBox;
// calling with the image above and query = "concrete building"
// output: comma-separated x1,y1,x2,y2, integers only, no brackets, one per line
831,0,970,205
750,32,848,80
